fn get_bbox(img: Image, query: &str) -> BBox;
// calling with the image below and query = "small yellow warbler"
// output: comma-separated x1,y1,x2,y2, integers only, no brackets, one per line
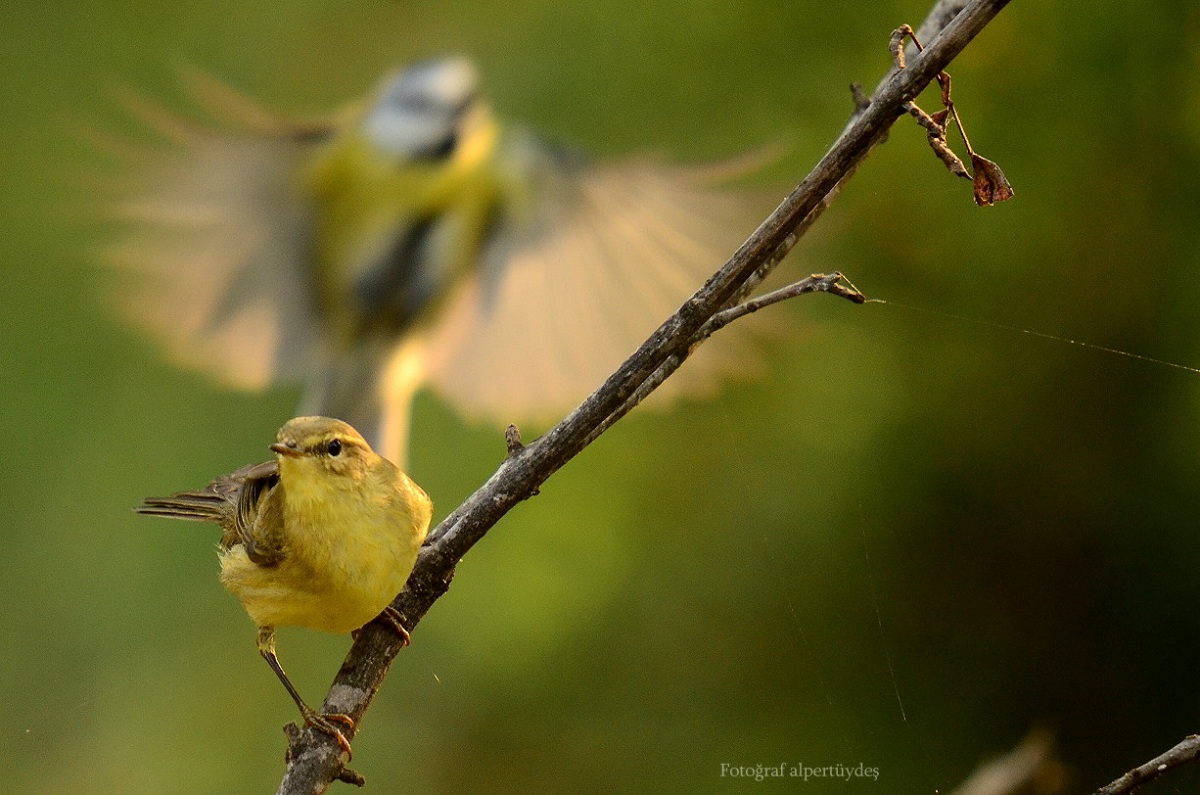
136,416,432,756
106,58,768,466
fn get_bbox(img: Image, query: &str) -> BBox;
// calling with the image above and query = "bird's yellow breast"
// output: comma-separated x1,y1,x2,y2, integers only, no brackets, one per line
219,459,431,634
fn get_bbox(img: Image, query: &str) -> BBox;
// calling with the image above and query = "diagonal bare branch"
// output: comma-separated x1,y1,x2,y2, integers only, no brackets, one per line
277,0,1013,790
1093,735,1200,795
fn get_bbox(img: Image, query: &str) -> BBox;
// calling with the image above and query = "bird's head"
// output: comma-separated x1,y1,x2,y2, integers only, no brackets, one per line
360,56,494,164
270,416,380,486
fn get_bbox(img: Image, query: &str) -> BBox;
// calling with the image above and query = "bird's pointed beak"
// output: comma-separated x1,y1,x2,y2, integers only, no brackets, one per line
270,441,303,458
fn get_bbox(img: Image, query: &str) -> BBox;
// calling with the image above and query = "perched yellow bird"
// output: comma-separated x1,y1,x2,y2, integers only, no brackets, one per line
136,416,432,756
104,57,767,466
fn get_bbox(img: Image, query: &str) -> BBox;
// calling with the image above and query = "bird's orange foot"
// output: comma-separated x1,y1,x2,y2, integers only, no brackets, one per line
301,706,356,760
371,605,412,646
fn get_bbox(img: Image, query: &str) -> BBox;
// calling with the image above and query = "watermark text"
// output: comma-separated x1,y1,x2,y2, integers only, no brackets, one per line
719,762,880,782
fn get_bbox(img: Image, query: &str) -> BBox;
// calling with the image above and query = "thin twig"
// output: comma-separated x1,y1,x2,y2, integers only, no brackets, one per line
709,273,865,334
578,274,864,450
1093,735,1200,795
276,1,1012,790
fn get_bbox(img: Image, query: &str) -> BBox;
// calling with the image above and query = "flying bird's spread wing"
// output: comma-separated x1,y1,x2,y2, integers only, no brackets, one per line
101,80,331,391
422,143,770,425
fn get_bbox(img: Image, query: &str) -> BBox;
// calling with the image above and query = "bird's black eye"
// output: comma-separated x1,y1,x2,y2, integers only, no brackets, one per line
327,439,343,457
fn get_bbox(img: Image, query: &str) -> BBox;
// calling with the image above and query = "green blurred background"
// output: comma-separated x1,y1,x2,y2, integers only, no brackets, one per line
4,0,1200,792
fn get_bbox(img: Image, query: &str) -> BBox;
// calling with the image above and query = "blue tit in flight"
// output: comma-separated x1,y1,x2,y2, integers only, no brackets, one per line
105,58,769,465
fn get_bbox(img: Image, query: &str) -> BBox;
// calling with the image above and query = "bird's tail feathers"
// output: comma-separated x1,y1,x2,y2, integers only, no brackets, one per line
136,491,227,522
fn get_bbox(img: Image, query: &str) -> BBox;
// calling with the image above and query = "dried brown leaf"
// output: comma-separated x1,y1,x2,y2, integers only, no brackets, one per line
937,71,954,107
971,153,1015,205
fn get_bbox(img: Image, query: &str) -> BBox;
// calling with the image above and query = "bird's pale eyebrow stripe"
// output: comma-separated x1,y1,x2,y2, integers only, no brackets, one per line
307,436,362,454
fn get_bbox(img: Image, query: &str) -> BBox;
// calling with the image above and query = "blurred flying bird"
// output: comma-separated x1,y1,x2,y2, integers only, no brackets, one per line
104,58,770,464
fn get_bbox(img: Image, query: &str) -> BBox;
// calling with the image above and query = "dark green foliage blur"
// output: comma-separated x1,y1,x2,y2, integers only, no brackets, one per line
4,1,1200,792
